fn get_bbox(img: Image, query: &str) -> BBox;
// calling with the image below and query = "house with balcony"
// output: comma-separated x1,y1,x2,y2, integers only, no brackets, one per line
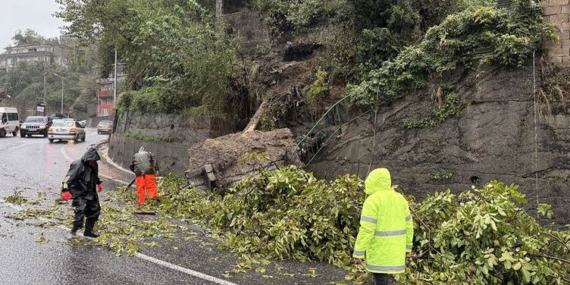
0,44,67,70
96,79,114,117
95,63,126,117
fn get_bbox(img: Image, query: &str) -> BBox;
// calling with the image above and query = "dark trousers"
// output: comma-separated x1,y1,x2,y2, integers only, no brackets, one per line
373,273,390,285
72,197,101,229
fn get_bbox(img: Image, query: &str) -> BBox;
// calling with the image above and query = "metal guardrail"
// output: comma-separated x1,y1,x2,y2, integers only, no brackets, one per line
296,95,370,165
296,95,352,149
304,110,373,165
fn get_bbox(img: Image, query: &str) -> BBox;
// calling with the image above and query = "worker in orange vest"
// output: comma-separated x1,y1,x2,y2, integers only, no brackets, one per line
129,146,159,207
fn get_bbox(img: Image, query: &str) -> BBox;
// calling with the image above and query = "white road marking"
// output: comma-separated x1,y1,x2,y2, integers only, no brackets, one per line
55,140,237,284
60,143,74,162
135,253,238,285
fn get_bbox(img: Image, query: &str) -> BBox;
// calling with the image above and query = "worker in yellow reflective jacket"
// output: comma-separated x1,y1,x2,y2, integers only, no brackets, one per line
353,168,413,285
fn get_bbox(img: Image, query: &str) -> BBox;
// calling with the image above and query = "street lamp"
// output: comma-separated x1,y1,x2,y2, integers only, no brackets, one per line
51,73,64,115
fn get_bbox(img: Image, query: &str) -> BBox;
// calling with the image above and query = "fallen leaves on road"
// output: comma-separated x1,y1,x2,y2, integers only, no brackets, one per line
3,185,187,258
3,188,28,205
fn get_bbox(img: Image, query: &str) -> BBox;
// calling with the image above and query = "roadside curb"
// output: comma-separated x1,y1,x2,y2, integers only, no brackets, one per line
94,137,133,185
100,144,132,174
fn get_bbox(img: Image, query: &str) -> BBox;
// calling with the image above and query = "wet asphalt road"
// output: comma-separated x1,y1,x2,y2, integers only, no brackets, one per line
0,129,218,285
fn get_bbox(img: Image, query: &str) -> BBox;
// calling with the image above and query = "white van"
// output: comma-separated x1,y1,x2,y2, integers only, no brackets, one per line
0,107,20,137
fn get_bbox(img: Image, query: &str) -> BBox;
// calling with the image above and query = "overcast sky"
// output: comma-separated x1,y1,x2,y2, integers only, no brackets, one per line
1,0,65,50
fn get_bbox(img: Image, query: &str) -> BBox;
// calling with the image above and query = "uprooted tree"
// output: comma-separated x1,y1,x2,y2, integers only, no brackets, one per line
154,167,570,284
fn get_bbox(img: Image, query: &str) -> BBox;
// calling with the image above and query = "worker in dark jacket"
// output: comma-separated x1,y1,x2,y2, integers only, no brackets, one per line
130,146,159,206
61,147,103,238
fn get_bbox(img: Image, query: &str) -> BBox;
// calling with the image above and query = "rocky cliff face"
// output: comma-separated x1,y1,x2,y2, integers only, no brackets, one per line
307,65,570,224
217,6,570,224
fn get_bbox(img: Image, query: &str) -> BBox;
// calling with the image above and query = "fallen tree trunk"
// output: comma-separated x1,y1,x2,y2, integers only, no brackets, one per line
185,128,303,191
243,101,267,133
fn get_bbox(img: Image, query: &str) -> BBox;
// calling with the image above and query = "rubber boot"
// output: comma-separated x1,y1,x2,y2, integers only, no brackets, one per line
83,219,99,238
71,224,82,236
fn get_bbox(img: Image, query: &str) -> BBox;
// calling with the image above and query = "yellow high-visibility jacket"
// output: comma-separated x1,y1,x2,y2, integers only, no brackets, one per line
353,168,413,274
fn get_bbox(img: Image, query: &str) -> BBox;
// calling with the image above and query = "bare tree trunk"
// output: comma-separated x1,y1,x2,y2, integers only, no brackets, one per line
216,0,223,17
243,101,267,133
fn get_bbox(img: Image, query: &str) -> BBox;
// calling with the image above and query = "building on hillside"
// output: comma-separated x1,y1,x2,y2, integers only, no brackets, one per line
0,43,69,71
95,63,126,117
95,78,114,117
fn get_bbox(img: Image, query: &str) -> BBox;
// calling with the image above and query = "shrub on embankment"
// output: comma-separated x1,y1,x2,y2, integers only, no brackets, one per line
156,166,570,284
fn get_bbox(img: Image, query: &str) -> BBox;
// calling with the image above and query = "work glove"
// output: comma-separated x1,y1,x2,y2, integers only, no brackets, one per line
97,183,103,193
61,191,72,201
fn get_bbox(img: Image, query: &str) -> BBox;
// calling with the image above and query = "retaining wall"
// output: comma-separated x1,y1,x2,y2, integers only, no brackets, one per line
108,112,236,176
543,0,570,66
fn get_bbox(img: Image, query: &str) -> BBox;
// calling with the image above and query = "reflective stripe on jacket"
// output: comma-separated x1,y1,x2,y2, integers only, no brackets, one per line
352,168,413,274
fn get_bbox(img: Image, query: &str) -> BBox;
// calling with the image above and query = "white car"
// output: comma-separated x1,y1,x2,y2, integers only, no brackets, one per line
0,107,20,138
48,119,86,143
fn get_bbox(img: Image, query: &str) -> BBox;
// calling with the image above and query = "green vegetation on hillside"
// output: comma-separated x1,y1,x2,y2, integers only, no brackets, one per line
402,92,466,129
56,0,243,116
10,29,60,46
54,0,556,124
346,0,556,109
246,0,556,127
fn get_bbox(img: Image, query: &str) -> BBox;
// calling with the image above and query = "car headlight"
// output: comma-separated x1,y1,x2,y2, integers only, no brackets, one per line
21,125,27,129
38,126,45,129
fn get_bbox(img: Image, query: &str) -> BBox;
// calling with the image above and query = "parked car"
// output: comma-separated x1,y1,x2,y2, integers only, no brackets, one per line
48,119,86,143
20,116,51,137
0,107,20,138
97,120,113,135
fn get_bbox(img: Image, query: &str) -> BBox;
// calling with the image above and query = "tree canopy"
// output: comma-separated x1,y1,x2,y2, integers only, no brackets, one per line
10,29,60,46
55,0,239,116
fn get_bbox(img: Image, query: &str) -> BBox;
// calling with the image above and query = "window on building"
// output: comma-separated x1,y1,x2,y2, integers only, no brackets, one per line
102,109,109,116
106,98,113,104
104,84,114,91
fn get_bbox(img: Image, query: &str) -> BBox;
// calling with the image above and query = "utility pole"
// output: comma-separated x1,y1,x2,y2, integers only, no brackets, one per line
216,0,223,17
60,76,64,114
51,73,64,115
113,48,117,114
43,73,47,116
